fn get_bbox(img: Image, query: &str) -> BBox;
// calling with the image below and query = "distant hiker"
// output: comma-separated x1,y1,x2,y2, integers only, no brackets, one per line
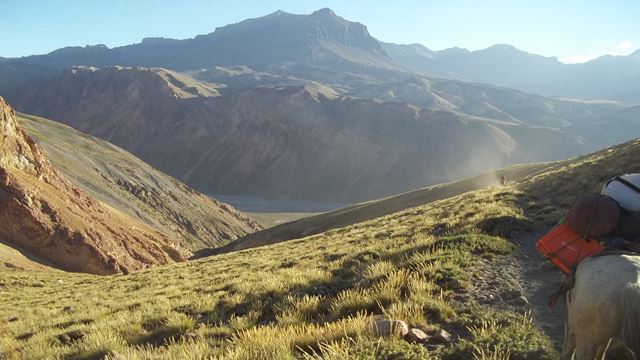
431,223,447,236
500,175,507,186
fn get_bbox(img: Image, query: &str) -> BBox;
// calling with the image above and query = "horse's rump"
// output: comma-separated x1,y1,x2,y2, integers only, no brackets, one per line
621,284,640,355
564,255,640,359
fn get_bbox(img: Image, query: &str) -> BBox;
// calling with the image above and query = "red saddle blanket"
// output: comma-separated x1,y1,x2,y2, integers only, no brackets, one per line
537,223,605,273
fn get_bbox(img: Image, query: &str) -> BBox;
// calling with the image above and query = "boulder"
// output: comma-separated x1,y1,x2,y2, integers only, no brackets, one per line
431,329,452,344
404,328,429,343
370,319,409,337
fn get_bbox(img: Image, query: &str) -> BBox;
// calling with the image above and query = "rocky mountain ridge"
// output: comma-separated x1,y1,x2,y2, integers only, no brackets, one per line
0,97,189,274
17,112,261,250
15,66,606,202
2,8,639,101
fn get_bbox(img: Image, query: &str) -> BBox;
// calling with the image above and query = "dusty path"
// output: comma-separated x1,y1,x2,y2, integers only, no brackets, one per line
471,227,566,349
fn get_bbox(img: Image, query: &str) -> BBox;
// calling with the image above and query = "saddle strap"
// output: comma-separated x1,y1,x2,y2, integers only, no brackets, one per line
609,176,640,195
548,271,576,308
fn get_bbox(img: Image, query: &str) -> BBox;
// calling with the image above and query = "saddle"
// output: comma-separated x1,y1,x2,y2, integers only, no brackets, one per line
548,249,640,307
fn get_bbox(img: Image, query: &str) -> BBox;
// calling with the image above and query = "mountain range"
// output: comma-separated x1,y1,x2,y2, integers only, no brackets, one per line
2,6,640,359
2,8,639,103
13,65,624,202
1,8,639,203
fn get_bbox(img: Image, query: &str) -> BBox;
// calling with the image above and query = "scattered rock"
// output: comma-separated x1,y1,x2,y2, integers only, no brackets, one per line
370,319,409,337
182,331,198,341
502,289,522,300
431,223,448,236
57,279,64,285
56,330,85,346
404,328,428,343
431,329,452,344
426,344,445,351
510,295,530,306
8,316,18,322
62,306,73,312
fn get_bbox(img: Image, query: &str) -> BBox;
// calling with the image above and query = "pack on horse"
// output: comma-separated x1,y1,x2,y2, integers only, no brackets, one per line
538,174,640,359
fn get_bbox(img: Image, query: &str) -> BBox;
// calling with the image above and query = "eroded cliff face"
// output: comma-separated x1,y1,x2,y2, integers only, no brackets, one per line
18,113,261,250
0,97,190,274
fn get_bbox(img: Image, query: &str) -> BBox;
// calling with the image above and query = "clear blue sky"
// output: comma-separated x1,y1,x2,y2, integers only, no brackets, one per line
1,0,639,63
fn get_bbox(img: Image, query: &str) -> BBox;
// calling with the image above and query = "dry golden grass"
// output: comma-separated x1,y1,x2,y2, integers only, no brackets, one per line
0,185,553,359
3,138,639,359
217,162,552,253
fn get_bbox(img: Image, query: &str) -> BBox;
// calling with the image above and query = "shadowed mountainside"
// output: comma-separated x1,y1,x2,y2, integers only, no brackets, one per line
15,66,601,202
11,9,400,78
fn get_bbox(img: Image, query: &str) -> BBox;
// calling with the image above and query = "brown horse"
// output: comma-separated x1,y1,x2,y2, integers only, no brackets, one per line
562,254,640,359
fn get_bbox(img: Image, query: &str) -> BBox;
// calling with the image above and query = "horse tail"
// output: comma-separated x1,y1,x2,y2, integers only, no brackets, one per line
621,284,640,355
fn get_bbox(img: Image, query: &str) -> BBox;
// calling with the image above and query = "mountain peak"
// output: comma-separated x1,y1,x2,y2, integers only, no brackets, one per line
311,8,337,17
267,10,292,17
485,44,518,51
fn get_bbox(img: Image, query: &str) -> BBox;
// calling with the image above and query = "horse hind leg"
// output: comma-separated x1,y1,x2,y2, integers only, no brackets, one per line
561,320,577,360
574,342,598,360
621,285,640,357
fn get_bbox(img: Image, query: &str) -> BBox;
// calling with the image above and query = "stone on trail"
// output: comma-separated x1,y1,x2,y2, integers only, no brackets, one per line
431,329,452,344
370,319,409,337
404,328,429,343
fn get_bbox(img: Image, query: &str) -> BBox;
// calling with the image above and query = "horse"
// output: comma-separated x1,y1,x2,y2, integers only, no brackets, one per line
562,254,640,359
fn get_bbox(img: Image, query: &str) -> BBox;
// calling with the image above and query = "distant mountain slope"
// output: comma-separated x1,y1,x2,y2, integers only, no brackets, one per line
202,135,640,255
0,59,56,103
0,241,56,271
15,66,595,202
349,75,623,128
384,43,640,102
0,97,189,274
17,113,261,249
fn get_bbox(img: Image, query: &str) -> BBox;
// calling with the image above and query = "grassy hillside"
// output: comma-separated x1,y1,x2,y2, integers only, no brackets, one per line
2,138,639,359
0,241,56,271
207,163,551,255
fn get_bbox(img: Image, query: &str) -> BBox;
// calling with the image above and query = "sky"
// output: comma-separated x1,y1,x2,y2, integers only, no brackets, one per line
1,0,639,63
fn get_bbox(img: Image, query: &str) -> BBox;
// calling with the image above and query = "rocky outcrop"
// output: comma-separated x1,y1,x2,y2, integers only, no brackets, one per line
0,97,190,274
18,113,261,249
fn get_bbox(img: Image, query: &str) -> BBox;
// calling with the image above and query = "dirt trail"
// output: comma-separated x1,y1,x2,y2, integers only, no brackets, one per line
472,227,567,349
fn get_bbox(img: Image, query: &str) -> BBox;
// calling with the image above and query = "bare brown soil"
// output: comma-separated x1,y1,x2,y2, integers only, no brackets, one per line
471,227,566,349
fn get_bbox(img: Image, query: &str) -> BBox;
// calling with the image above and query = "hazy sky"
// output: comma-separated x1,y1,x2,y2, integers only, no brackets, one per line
1,0,639,63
